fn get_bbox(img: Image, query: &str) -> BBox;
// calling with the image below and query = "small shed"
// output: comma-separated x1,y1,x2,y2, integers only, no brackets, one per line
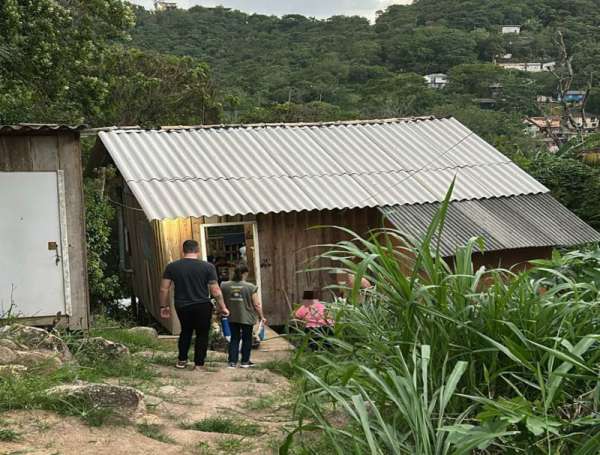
0,124,89,330
91,117,600,333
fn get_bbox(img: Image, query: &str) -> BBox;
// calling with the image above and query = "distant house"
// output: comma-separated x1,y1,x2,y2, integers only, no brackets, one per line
562,91,586,104
474,98,497,109
154,1,177,11
536,95,555,104
89,117,600,333
524,116,600,151
0,124,89,330
424,73,448,89
497,61,556,72
502,25,522,34
489,82,503,98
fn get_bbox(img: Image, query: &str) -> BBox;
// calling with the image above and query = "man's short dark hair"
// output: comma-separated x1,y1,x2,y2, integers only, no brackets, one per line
182,240,200,254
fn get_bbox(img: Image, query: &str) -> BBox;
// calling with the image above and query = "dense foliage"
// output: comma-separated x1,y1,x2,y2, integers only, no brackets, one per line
131,1,600,123
286,190,600,454
0,1,220,126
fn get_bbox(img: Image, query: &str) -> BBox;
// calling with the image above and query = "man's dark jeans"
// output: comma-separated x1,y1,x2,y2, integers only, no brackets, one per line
175,303,213,366
228,322,253,364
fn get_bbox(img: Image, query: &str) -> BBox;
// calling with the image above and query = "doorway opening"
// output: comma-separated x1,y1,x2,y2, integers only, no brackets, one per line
200,222,261,290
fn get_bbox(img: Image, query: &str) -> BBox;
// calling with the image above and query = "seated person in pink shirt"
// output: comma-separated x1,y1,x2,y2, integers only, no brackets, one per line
294,291,333,350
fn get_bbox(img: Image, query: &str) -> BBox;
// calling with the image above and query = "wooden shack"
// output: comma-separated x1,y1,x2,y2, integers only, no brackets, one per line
91,117,600,333
0,124,89,330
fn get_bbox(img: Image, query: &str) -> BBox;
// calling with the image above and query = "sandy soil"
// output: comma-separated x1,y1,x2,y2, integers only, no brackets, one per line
0,329,294,455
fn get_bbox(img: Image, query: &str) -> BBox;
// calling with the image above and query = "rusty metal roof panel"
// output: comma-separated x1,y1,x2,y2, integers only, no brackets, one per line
381,194,600,257
0,124,87,134
98,117,550,220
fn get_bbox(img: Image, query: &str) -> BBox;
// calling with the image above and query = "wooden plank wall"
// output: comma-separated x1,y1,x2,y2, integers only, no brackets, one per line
257,207,382,326
0,133,89,330
123,194,382,332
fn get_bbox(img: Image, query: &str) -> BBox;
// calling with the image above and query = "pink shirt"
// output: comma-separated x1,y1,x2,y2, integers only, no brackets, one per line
295,300,333,328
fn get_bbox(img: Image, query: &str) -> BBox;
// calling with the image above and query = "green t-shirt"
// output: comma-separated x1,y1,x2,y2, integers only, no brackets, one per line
221,280,258,325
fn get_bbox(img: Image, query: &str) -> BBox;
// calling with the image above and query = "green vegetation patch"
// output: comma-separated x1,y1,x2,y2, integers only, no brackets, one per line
0,427,20,442
244,394,278,411
258,360,295,379
216,437,244,452
181,417,262,437
137,423,175,444
89,328,168,353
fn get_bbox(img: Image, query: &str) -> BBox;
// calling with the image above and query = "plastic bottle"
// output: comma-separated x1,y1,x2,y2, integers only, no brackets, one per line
221,316,231,342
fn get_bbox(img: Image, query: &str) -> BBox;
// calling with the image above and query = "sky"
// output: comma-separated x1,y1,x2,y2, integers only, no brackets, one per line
133,0,413,22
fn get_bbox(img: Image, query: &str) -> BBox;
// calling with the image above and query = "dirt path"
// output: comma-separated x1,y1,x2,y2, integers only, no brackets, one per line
0,329,294,455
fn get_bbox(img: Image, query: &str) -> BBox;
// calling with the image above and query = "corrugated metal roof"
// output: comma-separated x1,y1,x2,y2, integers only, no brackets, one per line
381,194,600,257
0,124,87,134
98,117,548,220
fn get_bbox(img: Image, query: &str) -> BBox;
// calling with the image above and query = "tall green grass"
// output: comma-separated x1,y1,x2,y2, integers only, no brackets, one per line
284,185,600,454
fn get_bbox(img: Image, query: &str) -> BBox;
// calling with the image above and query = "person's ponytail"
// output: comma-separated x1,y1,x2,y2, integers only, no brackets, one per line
233,264,249,281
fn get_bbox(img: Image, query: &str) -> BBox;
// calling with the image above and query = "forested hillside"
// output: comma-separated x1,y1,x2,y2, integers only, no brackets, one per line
129,0,600,230
2,0,600,229
131,1,600,123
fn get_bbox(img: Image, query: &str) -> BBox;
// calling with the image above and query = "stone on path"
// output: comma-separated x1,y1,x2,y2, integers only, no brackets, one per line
157,385,181,396
46,383,146,420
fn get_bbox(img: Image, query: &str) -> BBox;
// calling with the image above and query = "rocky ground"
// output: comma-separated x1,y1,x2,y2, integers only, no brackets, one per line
0,325,294,455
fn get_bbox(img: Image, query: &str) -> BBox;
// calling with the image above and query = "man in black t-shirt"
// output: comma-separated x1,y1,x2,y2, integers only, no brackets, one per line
160,240,229,369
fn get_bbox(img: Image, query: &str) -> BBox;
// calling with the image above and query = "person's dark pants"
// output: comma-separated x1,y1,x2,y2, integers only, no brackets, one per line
228,322,253,364
305,326,333,351
175,303,213,366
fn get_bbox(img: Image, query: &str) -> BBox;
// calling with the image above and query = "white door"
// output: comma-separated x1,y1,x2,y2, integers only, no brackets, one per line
0,172,70,318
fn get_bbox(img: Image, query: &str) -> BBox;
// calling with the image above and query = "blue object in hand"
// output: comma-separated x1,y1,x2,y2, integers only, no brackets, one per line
258,321,266,341
221,317,231,341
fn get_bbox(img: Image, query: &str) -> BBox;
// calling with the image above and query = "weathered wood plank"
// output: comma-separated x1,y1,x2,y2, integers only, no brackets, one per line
0,136,33,171
57,133,89,330
30,136,59,171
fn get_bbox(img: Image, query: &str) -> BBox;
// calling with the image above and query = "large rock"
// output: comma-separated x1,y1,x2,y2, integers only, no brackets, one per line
127,326,158,339
0,365,28,378
46,383,145,419
0,346,17,365
15,350,62,372
77,337,130,361
0,339,21,351
0,324,71,361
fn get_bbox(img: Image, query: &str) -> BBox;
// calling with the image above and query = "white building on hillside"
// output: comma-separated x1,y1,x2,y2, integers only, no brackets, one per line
502,25,521,34
154,1,177,11
497,61,556,72
424,73,448,89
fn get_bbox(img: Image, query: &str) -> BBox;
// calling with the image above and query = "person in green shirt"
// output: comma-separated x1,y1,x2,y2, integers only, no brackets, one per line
221,264,266,368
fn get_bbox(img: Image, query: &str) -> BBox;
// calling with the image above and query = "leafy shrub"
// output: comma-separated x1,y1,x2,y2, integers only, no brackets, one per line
285,187,600,454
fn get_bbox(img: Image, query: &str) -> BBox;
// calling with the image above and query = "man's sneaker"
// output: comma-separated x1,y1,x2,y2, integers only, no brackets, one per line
240,362,255,369
227,362,237,369
175,360,188,369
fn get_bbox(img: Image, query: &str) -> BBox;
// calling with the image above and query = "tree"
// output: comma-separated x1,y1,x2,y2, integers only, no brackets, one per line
360,73,441,117
521,152,600,230
86,47,221,127
382,26,478,73
0,0,134,123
